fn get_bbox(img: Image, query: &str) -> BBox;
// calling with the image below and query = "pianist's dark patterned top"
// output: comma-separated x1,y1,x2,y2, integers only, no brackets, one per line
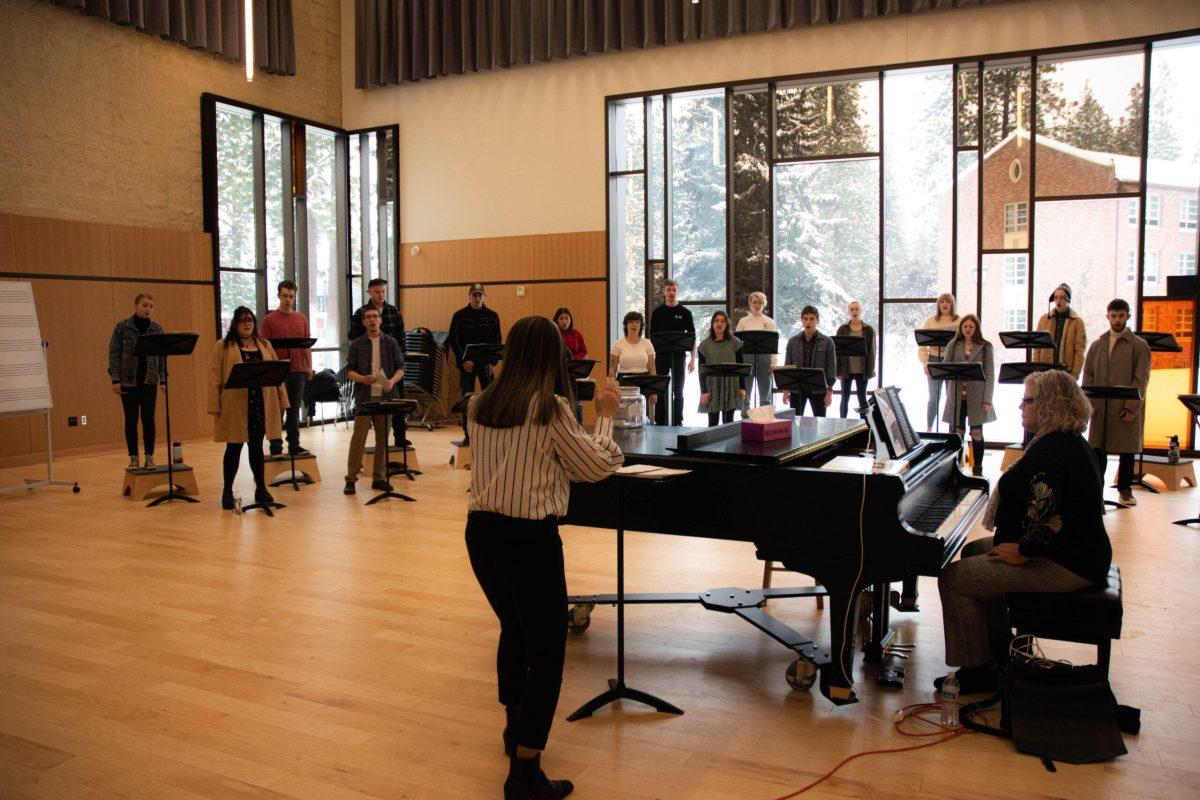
993,430,1112,585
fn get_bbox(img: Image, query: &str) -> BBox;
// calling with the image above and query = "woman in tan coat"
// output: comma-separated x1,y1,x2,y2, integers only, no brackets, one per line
209,306,290,510
1032,283,1086,378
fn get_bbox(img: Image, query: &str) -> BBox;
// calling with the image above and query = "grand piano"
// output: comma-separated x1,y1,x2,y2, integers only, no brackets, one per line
563,404,989,706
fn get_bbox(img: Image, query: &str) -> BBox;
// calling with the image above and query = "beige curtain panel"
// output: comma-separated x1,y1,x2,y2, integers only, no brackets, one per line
46,0,296,76
355,0,1013,89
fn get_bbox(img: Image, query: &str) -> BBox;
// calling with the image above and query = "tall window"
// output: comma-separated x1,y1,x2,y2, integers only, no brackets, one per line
607,33,1200,447
1183,197,1199,229
205,97,399,393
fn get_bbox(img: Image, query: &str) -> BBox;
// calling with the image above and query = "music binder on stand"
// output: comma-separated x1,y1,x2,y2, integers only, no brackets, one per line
1082,384,1143,510
574,379,596,402
698,362,752,380
224,358,290,516
926,362,986,468
462,342,504,370
1174,394,1200,527
266,336,318,492
355,398,418,504
736,330,779,409
135,332,201,507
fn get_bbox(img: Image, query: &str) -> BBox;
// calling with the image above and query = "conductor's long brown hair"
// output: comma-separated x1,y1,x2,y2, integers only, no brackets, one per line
471,316,574,429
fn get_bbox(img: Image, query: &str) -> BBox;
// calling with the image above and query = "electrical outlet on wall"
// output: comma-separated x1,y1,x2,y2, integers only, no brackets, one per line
516,285,525,297
80,415,87,426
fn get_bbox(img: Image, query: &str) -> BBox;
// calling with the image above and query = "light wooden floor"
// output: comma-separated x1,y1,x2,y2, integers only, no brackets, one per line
2,423,1199,800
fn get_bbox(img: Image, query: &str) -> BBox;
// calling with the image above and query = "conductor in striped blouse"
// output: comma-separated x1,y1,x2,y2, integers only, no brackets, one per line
465,315,623,800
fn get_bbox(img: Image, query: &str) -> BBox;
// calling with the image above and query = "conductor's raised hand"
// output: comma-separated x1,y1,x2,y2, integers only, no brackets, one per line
594,377,621,419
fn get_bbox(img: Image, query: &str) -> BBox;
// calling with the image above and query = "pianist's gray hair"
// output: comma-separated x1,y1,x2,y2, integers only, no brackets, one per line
1025,369,1091,435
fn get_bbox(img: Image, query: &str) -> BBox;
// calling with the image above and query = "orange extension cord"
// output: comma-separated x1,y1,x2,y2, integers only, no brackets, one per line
770,703,975,800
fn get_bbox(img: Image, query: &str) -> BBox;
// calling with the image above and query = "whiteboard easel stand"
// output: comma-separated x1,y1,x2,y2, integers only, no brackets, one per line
0,408,79,495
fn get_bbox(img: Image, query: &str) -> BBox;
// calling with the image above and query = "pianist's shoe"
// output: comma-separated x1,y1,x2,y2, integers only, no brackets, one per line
934,662,999,695
504,754,572,800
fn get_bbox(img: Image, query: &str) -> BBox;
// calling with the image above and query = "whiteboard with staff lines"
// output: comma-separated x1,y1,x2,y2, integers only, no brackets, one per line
0,281,52,417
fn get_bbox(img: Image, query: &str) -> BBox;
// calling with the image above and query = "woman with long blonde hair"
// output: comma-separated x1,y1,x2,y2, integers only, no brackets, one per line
920,293,960,430
941,313,994,476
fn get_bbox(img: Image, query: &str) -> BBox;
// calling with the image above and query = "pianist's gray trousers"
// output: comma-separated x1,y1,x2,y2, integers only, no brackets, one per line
939,537,1091,668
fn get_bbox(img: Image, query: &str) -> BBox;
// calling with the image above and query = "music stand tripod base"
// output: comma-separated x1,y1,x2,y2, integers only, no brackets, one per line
358,400,418,504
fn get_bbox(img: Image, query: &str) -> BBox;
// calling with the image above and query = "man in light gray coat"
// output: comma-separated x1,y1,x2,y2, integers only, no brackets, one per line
1082,298,1151,506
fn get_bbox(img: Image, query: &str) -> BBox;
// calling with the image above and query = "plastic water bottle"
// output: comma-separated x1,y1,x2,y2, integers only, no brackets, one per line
233,493,243,515
1168,435,1180,465
172,441,184,464
939,673,960,728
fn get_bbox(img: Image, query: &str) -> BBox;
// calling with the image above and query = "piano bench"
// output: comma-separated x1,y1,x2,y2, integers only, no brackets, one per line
1006,564,1122,675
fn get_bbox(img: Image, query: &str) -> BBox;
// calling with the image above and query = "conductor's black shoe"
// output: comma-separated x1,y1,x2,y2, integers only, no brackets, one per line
504,755,573,800
254,488,275,505
221,489,235,510
343,481,356,495
934,664,999,695
371,480,394,492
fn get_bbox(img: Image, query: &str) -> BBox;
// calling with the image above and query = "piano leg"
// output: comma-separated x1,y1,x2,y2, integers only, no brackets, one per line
890,575,920,612
796,563,865,706
863,585,894,664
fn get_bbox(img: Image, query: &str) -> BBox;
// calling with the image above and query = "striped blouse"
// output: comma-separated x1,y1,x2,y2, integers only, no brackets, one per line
467,395,624,520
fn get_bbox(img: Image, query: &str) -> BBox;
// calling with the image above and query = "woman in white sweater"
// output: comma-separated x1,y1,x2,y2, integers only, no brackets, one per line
735,291,777,412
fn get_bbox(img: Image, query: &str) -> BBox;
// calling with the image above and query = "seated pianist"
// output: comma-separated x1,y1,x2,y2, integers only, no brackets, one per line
937,369,1113,694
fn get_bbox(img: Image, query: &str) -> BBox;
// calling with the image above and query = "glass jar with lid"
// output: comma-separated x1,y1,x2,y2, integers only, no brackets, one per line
615,385,647,428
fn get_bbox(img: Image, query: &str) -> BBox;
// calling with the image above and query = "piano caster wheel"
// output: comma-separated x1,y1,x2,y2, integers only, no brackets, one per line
567,603,593,633
786,659,817,691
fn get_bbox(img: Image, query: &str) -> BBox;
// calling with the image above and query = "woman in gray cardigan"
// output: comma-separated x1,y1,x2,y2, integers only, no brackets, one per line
940,314,995,476
834,300,876,418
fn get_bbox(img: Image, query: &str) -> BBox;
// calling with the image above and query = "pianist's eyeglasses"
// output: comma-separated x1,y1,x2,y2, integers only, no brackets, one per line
1020,396,1037,407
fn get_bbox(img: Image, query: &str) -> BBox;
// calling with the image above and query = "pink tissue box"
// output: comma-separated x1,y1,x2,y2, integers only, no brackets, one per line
741,418,791,442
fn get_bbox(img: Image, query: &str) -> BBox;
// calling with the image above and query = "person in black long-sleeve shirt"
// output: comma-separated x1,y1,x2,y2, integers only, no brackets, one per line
649,279,696,426
937,369,1111,694
447,283,502,396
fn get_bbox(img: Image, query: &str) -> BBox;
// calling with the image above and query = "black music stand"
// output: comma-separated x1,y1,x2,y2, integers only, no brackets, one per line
772,368,827,414
915,329,957,432
737,331,779,409
698,362,752,380
832,335,869,416
927,362,986,466
1082,385,1143,510
1129,332,1184,493
998,361,1068,383
451,392,473,447
462,341,504,381
567,471,686,721
225,359,290,516
356,398,416,504
618,373,670,418
999,330,1056,353
567,359,597,422
135,333,200,508
575,379,596,402
266,336,318,492
1175,394,1200,527
649,332,695,423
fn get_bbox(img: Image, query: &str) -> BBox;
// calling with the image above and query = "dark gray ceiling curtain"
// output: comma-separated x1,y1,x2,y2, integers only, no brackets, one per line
356,0,1013,89
46,0,296,76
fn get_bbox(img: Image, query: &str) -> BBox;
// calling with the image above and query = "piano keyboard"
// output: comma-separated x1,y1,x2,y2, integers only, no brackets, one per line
904,486,985,535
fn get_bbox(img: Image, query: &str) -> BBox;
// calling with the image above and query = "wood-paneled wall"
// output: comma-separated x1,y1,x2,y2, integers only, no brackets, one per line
0,214,216,465
397,230,607,422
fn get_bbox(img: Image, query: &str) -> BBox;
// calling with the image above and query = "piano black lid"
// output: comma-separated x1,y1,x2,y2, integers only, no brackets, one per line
610,416,866,467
